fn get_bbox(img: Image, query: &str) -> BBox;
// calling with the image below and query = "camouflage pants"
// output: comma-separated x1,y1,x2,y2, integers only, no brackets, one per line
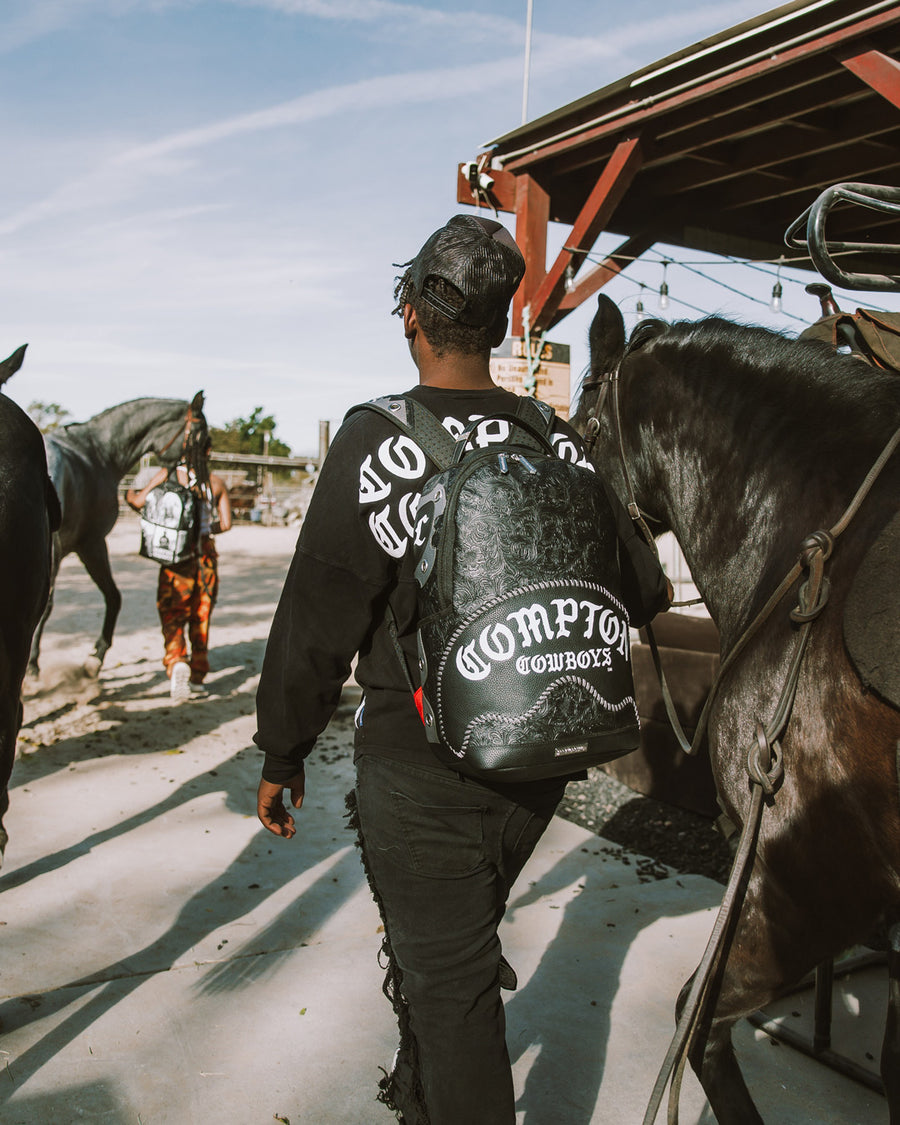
157,537,218,683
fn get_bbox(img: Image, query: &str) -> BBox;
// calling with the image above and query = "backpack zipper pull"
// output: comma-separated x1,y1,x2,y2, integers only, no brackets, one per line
515,454,538,474
498,453,509,474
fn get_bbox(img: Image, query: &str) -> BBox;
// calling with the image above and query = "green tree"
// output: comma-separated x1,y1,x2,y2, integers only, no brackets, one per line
28,401,72,432
209,407,291,458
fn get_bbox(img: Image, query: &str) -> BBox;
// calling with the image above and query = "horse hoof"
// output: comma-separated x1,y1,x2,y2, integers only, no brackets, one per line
83,655,102,678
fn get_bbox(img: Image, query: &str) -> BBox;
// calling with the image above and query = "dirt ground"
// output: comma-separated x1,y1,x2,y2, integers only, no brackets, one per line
17,516,299,794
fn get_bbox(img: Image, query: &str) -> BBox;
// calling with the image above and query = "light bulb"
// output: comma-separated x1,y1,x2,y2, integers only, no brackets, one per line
564,263,576,293
658,261,670,311
770,280,783,314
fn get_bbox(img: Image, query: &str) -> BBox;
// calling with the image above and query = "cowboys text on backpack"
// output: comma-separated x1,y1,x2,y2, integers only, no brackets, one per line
139,469,199,565
351,394,641,782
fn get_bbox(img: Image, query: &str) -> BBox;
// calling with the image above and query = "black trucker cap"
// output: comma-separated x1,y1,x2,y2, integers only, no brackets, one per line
402,214,526,328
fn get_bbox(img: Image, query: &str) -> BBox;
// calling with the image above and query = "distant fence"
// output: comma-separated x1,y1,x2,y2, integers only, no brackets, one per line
118,421,331,524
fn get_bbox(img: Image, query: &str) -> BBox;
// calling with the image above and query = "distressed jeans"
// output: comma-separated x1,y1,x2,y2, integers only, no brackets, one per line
354,755,565,1125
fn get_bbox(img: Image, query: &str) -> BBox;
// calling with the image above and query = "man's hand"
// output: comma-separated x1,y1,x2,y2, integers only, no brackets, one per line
257,769,306,839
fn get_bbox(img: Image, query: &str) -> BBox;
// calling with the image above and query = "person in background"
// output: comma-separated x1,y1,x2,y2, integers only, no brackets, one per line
126,436,232,702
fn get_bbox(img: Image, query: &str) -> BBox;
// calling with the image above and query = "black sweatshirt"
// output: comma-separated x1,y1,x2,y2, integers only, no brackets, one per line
254,384,670,785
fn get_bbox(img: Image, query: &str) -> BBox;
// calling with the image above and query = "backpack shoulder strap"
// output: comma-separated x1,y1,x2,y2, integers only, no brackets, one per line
346,394,457,470
512,394,556,436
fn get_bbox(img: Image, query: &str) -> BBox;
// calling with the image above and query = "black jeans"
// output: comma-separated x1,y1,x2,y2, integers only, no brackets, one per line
354,755,565,1125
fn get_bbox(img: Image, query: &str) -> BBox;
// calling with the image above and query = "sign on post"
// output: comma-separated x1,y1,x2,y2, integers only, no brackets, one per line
490,338,571,419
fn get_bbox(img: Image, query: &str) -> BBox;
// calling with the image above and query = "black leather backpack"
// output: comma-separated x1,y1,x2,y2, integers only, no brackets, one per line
351,394,641,782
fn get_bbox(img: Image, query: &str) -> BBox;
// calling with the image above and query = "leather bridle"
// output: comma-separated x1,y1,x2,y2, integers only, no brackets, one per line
158,405,204,461
581,364,663,554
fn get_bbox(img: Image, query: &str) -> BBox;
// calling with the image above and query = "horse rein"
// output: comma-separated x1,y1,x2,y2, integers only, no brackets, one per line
580,359,900,1125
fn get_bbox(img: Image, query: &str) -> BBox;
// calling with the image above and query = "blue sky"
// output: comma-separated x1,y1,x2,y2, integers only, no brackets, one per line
3,0,898,455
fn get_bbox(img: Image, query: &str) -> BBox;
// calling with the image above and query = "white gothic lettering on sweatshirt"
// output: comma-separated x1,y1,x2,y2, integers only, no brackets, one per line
357,412,593,560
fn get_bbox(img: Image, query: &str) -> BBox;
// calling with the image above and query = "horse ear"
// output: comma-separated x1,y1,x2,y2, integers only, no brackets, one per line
0,344,28,389
190,391,205,412
588,296,625,378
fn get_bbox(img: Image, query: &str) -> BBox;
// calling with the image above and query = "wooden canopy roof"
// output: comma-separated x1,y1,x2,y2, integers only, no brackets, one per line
455,0,900,335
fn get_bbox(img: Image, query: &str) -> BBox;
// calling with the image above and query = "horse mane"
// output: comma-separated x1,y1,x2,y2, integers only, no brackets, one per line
57,397,189,432
629,316,900,454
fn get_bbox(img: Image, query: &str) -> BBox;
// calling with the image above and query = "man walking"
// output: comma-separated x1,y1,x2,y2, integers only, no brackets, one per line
254,215,670,1123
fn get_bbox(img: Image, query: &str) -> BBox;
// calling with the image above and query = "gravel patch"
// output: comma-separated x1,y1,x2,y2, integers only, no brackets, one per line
557,768,733,884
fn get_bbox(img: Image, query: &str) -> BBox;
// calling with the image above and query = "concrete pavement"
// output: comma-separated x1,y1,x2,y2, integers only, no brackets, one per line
0,522,887,1123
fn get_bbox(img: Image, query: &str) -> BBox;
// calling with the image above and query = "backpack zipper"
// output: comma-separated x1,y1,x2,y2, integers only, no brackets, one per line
512,453,538,474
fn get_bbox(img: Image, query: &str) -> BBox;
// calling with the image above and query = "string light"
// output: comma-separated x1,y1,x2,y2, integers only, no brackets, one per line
770,257,784,314
631,284,647,325
564,262,576,293
616,272,722,319
658,260,670,310
561,243,897,323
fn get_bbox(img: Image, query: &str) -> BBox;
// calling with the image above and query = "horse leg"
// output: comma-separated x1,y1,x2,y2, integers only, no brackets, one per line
0,694,23,868
676,974,764,1125
673,858,821,1125
883,920,900,1123
76,539,121,676
26,536,60,678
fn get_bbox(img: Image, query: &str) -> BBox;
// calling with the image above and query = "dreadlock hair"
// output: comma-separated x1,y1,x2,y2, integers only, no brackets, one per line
392,269,502,358
181,415,214,508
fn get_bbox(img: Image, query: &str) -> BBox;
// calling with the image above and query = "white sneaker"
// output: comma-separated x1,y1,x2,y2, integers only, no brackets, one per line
170,662,191,703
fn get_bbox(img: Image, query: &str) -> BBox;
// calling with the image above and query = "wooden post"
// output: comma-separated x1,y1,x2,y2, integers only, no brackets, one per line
318,420,330,467
512,175,550,337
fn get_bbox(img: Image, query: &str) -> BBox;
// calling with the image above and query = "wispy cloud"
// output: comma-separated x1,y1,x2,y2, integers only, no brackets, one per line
0,52,523,236
0,0,522,53
1,1,174,52
228,0,521,38
1,0,758,57
0,0,764,237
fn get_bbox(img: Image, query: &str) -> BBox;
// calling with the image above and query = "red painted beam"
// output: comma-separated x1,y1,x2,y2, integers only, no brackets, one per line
525,137,643,334
840,48,900,111
553,232,656,326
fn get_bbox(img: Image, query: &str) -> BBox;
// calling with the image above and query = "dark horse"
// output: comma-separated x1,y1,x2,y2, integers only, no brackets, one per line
574,296,900,1123
29,392,209,677
0,393,60,865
